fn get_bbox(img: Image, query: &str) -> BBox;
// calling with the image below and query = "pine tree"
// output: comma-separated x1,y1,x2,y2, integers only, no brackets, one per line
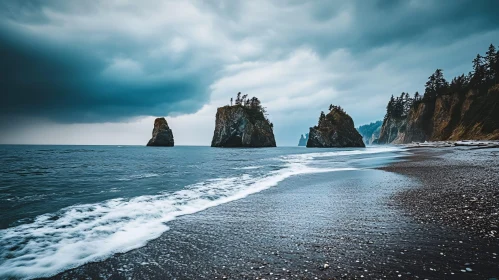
318,111,326,126
471,54,486,88
485,44,497,83
235,92,242,105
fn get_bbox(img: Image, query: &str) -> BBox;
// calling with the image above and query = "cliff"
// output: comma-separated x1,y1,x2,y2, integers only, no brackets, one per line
298,133,308,146
211,105,276,147
306,107,365,148
379,86,499,144
378,44,499,144
147,117,174,146
357,121,382,145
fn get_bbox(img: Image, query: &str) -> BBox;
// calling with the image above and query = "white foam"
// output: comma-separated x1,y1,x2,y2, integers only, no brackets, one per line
0,146,396,279
232,165,264,170
117,173,160,181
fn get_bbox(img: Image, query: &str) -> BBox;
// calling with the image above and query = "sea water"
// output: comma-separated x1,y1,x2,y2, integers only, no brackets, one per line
0,145,402,279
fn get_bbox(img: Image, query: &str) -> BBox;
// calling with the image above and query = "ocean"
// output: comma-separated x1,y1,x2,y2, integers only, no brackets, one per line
0,145,404,279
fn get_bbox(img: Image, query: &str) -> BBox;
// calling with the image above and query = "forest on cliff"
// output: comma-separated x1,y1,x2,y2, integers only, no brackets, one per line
378,44,499,143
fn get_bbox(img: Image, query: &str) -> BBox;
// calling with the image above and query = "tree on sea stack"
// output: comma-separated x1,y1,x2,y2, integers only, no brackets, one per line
307,105,365,148
211,93,276,148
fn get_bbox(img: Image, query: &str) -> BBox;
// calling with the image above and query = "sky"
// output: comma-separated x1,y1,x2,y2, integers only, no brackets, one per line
1,0,499,146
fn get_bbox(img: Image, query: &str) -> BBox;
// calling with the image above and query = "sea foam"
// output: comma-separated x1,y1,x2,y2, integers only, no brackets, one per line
0,147,396,279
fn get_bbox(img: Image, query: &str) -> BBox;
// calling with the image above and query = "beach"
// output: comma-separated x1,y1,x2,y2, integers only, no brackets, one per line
43,147,499,280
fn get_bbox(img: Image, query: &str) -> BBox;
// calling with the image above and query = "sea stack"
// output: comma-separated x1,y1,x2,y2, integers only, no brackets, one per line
147,117,174,147
211,93,276,147
307,105,365,148
298,133,308,146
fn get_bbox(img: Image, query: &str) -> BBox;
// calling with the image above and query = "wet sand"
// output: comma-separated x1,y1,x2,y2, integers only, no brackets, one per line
48,148,499,280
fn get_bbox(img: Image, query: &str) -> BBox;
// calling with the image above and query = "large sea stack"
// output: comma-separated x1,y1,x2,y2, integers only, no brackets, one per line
307,106,365,148
147,117,174,147
211,94,276,147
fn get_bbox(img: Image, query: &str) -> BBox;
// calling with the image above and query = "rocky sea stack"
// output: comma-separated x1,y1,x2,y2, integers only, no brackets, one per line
298,133,309,146
147,117,174,147
307,105,365,148
211,93,276,147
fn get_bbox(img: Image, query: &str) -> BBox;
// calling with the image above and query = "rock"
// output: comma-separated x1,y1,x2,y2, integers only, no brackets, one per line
211,105,276,147
298,133,309,146
307,106,365,148
357,120,382,145
146,117,174,147
378,81,499,144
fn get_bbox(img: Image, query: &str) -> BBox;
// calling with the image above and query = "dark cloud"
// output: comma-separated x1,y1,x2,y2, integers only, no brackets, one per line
0,0,498,134
0,1,212,124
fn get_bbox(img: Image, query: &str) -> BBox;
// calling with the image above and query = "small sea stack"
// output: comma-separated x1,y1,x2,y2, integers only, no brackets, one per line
298,133,309,146
307,105,365,148
147,117,174,147
211,93,276,147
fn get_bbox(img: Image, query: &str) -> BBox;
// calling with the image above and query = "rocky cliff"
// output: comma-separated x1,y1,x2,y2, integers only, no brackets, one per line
307,107,365,148
211,105,276,147
147,117,174,146
379,86,499,144
298,133,308,146
378,44,499,144
357,121,382,145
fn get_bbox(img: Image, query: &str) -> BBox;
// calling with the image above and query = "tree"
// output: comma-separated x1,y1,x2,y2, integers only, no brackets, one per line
384,95,395,122
318,111,326,126
471,54,486,88
485,44,497,83
424,69,448,99
329,104,333,111
495,45,499,84
414,91,420,101
241,94,248,106
235,92,242,105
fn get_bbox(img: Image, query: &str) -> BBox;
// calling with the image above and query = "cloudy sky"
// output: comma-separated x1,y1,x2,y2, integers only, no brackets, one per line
1,0,498,146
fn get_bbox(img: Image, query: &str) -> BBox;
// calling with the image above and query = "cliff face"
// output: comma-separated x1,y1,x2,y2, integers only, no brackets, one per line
211,105,276,147
147,117,174,147
357,120,382,145
307,108,365,148
379,86,499,143
298,133,309,146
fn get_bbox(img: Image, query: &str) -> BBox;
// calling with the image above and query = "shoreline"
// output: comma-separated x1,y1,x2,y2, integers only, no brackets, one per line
380,146,499,241
44,147,499,279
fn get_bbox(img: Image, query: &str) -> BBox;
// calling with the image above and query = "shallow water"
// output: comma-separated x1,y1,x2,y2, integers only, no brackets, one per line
0,145,403,279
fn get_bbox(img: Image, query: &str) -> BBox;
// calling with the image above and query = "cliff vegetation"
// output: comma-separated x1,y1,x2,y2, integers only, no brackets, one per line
379,44,499,144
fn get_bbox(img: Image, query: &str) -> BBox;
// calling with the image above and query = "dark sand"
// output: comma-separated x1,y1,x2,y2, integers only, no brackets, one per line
48,148,499,280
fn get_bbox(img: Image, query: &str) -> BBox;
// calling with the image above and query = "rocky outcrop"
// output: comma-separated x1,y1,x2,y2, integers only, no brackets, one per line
211,105,276,147
357,121,382,145
147,117,174,147
306,107,365,148
379,86,499,144
298,133,308,146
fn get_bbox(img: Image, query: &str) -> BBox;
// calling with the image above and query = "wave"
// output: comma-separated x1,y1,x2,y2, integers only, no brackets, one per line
116,173,160,181
232,165,264,170
0,147,396,279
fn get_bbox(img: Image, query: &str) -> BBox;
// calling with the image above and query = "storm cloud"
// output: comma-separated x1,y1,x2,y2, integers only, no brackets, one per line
1,0,498,144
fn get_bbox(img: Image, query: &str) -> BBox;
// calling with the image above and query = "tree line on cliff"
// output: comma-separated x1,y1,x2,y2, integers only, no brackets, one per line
384,44,499,123
379,43,499,143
